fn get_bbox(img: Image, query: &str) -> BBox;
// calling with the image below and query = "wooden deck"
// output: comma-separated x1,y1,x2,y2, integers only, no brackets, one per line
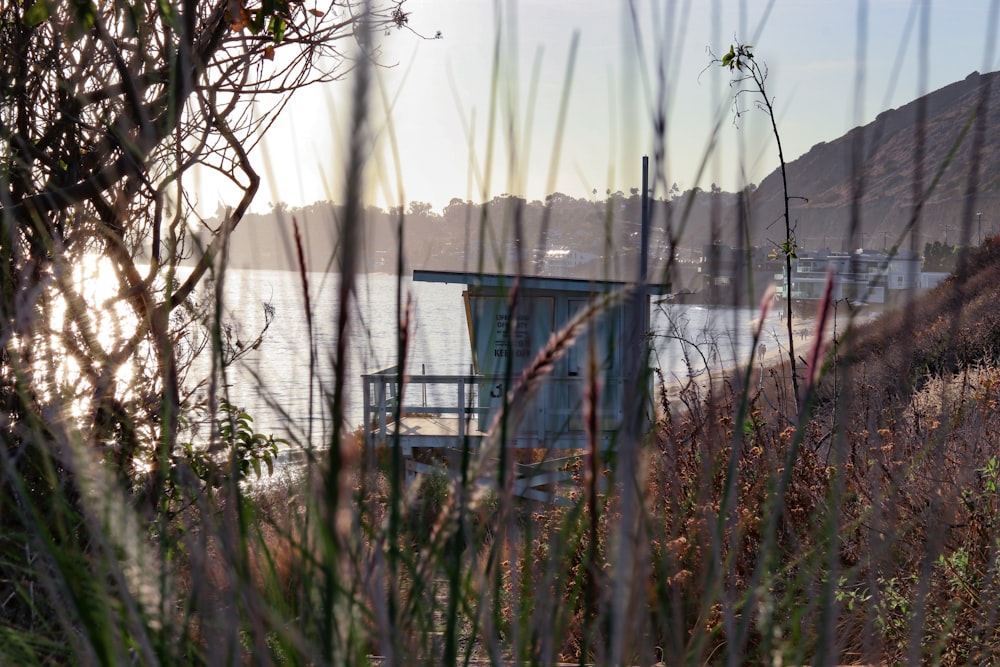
382,414,616,452
361,367,621,502
391,415,483,440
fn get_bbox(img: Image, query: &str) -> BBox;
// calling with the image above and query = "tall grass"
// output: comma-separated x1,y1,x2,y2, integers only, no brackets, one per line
6,2,1000,666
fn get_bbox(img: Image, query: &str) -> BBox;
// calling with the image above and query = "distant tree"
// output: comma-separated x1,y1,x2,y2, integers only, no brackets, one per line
923,240,960,273
443,198,472,221
545,192,574,207
408,201,435,217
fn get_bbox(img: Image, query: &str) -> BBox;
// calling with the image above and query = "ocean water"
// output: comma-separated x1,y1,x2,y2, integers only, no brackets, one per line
200,270,782,444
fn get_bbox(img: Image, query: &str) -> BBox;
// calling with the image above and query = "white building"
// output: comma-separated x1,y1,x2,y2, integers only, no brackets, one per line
538,247,598,273
787,248,945,310
501,244,599,275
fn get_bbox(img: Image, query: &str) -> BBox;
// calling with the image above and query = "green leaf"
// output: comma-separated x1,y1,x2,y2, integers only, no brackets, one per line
249,9,265,34
23,0,50,27
269,15,286,43
157,0,179,30
721,45,735,69
119,0,145,37
66,1,97,41
73,0,97,30
781,238,797,259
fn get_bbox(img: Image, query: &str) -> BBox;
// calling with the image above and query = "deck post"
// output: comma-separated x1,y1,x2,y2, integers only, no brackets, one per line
377,378,387,443
363,375,372,449
458,377,465,441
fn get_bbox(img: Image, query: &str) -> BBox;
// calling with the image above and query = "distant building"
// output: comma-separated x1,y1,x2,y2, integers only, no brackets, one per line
500,243,600,276
537,247,599,274
920,271,951,289
786,248,947,312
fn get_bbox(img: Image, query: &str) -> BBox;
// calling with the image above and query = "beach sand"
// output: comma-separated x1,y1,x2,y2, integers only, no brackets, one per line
655,306,867,410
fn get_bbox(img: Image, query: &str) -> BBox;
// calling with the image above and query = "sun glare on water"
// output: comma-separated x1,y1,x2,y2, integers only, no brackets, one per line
35,253,144,420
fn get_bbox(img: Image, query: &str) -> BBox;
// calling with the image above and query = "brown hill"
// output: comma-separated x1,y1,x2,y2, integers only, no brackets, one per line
748,70,1000,251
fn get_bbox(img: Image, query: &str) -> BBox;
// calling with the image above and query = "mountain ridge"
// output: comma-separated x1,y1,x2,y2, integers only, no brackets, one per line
748,70,1000,250
213,70,1000,273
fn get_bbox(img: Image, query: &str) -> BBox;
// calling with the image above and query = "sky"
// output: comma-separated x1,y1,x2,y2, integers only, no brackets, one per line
196,0,1000,216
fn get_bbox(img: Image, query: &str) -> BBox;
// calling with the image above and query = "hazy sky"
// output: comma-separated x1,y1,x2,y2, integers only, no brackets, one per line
198,0,1000,216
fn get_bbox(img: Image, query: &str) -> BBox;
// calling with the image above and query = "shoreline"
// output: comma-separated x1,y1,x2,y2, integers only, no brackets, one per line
656,307,866,406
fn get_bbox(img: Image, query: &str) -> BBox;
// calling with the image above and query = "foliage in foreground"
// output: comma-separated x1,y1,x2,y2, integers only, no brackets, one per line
5,3,1000,664
6,247,1000,666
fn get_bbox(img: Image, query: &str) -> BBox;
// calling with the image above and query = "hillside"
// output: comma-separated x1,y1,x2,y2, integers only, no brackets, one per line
748,70,1000,251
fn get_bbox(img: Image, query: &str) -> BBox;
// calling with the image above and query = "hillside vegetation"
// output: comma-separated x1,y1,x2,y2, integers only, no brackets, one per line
660,237,1000,663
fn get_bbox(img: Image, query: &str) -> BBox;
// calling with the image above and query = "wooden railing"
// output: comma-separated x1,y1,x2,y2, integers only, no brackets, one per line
361,365,488,447
361,365,624,450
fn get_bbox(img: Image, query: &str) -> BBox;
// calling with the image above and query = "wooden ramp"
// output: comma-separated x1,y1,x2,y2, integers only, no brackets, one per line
404,452,579,505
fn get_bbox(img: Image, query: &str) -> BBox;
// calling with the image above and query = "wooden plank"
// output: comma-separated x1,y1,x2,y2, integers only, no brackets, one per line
514,469,573,493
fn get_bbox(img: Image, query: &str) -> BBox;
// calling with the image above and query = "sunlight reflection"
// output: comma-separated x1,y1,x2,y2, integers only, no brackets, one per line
39,253,143,419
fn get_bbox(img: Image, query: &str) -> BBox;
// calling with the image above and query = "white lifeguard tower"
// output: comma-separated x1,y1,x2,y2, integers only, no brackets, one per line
361,269,661,500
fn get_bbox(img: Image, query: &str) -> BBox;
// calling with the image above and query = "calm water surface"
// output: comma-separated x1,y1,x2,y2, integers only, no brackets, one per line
205,270,784,444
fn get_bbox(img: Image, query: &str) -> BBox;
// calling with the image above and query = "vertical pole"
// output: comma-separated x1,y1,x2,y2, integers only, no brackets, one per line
458,377,465,440
624,155,651,419
640,155,650,287
363,375,372,449
613,156,651,662
377,380,387,442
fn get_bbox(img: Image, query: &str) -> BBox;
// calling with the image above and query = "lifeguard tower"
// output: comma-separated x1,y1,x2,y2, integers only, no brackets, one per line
361,269,662,500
